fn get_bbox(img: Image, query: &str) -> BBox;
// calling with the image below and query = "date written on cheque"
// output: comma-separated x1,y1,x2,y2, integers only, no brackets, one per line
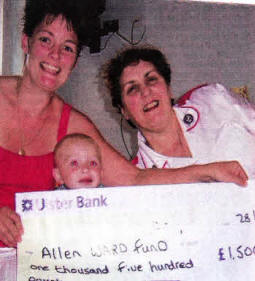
236,210,255,224
217,243,255,261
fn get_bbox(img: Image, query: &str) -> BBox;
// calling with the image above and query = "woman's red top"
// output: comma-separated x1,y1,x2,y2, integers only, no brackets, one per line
0,103,71,247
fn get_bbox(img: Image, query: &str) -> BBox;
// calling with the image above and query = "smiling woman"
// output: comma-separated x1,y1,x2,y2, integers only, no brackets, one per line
22,15,78,92
120,60,184,148
103,46,255,176
0,0,101,249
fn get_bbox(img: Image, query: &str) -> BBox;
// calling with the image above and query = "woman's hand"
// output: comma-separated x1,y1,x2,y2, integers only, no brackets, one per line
203,161,248,187
0,207,24,247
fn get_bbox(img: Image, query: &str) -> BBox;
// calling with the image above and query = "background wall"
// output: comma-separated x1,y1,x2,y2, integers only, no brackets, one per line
2,0,24,75
3,0,255,158
59,0,147,159
144,0,255,98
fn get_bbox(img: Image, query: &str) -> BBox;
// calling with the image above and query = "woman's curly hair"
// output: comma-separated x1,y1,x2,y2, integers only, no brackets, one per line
103,46,172,112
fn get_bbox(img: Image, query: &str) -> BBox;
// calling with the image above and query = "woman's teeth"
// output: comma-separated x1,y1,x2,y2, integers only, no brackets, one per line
143,100,159,112
41,62,60,74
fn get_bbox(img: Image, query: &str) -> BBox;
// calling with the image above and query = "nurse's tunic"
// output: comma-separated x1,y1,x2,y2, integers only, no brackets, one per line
134,84,255,179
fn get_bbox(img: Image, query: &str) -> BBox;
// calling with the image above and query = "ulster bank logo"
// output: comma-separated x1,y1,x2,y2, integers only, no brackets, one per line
21,198,45,212
22,199,33,212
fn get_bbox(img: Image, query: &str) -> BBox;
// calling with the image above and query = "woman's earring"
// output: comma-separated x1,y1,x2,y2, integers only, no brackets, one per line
22,54,29,74
25,53,30,66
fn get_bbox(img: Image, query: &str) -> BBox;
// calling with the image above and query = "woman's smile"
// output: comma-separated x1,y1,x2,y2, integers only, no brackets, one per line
40,62,60,75
143,100,159,112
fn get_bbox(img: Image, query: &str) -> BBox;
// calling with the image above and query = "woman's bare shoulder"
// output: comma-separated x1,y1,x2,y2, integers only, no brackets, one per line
0,76,18,92
0,76,19,106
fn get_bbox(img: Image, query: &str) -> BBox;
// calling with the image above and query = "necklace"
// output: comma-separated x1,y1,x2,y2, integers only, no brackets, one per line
16,88,52,156
18,147,25,156
18,117,48,156
17,108,50,156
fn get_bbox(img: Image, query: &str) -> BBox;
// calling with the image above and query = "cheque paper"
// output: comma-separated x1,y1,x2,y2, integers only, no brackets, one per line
16,181,255,281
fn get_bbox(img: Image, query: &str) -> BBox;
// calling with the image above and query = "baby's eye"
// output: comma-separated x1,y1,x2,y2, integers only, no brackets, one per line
70,160,78,167
90,160,98,167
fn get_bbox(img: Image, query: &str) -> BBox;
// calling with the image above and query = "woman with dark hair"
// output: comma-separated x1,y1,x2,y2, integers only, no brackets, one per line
104,46,255,180
0,1,247,270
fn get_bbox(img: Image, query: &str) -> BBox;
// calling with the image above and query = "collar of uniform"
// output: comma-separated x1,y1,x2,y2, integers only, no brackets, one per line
174,105,199,132
137,131,170,168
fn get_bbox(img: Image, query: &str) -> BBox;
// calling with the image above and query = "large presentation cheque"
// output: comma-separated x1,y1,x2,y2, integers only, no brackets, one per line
16,181,255,281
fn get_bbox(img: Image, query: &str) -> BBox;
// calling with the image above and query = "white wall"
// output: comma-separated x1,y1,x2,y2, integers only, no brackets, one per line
144,0,255,100
191,0,255,4
2,0,24,75
3,0,255,158
0,0,4,74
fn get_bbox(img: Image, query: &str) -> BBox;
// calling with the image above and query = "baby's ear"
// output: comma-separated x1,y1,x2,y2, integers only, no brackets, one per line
52,168,64,185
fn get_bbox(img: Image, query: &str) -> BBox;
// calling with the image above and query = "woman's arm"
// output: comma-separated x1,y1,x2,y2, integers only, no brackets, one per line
68,109,248,187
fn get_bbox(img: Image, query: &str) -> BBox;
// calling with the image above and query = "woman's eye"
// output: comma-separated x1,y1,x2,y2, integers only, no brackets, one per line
90,160,98,167
63,45,75,53
39,36,50,44
147,76,157,83
70,160,78,167
62,43,78,55
127,85,138,95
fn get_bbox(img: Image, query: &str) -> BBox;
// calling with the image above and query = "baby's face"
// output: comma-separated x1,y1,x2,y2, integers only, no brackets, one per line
55,139,101,189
